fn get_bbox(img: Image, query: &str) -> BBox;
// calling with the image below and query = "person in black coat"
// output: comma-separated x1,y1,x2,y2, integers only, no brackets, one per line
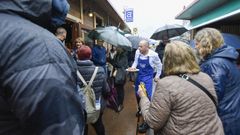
127,49,137,81
112,47,128,111
155,36,169,62
155,37,169,78
76,45,109,135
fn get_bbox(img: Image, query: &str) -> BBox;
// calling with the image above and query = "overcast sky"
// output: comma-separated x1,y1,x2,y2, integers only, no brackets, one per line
108,0,193,38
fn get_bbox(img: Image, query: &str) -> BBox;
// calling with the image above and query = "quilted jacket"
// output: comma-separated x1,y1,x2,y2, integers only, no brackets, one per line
140,72,224,135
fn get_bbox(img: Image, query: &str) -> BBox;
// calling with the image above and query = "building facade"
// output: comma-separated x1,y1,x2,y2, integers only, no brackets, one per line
63,0,130,49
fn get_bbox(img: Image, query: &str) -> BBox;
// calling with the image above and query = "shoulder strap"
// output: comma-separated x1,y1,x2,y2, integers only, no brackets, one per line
88,67,99,86
179,74,217,108
77,70,87,86
77,67,99,87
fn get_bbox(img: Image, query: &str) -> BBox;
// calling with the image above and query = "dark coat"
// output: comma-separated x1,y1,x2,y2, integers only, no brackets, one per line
112,52,128,84
0,1,85,135
76,60,109,111
200,45,240,135
155,42,165,61
112,52,128,69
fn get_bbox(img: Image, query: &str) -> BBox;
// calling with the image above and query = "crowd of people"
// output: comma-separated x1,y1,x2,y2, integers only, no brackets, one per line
1,1,240,135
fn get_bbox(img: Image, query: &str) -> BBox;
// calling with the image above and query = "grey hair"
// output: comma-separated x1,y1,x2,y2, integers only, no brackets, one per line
55,27,67,36
140,40,149,46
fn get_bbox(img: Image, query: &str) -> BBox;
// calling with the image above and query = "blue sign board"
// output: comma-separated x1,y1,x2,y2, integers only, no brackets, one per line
124,9,133,22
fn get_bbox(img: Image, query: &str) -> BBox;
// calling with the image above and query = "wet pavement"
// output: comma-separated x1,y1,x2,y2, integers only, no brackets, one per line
88,81,146,135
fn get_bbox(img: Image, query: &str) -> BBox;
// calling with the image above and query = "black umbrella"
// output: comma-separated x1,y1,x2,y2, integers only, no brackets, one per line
151,24,188,40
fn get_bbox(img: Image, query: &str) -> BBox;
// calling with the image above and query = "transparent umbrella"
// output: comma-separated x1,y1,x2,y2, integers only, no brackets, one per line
88,26,132,48
151,24,188,40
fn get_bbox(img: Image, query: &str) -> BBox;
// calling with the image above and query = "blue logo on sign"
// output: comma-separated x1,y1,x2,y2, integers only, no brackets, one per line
125,9,133,22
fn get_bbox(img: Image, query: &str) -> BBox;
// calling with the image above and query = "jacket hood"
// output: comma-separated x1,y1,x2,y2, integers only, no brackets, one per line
0,0,69,28
0,0,51,27
207,44,239,60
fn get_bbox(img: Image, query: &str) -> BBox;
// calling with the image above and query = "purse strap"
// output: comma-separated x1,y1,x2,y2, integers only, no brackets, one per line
179,74,217,108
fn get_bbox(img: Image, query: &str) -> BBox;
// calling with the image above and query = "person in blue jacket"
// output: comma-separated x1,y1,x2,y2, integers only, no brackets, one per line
91,39,107,73
0,0,85,135
195,27,240,135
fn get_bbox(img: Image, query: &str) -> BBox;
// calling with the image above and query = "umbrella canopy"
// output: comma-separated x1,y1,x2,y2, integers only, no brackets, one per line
126,35,157,49
126,36,147,49
222,33,240,49
148,39,158,45
88,26,132,48
151,24,188,40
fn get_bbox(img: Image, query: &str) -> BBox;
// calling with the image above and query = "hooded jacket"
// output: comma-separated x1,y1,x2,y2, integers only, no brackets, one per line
0,0,85,135
200,45,240,135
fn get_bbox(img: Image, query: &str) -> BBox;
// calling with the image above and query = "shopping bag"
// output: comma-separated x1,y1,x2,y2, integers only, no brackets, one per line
106,77,119,112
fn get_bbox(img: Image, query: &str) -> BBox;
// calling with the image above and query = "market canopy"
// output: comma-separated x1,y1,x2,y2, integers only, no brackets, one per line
176,0,240,29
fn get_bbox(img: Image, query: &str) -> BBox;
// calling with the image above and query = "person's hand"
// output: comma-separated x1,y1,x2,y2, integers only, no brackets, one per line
154,76,159,82
137,85,147,98
128,67,136,71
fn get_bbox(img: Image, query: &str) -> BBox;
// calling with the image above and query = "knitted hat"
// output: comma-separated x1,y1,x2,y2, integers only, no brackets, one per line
77,45,92,60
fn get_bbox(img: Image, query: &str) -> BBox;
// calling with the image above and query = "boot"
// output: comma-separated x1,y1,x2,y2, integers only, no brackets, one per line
138,122,149,133
117,104,124,112
135,109,141,117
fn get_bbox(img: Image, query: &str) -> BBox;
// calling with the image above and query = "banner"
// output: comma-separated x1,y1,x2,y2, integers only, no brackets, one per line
124,8,133,22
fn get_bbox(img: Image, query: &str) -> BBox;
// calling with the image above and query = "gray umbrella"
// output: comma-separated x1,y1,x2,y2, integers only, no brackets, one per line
126,36,148,49
151,24,188,40
126,35,157,49
88,26,132,48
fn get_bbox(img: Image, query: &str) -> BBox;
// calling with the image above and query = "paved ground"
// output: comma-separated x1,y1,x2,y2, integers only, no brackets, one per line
88,81,146,135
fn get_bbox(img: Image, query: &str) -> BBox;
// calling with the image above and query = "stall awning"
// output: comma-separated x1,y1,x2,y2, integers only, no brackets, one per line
190,1,240,29
176,0,240,29
176,0,228,20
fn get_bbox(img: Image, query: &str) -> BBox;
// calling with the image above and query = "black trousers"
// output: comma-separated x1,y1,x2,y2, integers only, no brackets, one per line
115,83,125,105
84,113,105,135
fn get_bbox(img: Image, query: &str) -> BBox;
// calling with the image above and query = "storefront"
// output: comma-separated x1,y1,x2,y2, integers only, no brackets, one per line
62,0,131,50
